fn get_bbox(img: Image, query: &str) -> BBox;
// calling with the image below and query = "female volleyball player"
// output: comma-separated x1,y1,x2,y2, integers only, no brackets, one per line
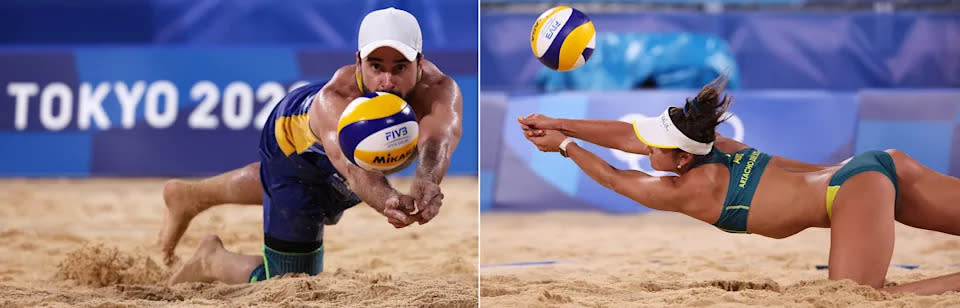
519,76,960,295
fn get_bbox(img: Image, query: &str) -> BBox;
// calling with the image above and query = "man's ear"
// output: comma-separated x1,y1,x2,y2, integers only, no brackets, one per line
416,53,423,82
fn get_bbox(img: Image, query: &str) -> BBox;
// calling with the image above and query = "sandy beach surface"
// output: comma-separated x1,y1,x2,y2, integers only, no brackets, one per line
0,177,477,307
480,211,960,307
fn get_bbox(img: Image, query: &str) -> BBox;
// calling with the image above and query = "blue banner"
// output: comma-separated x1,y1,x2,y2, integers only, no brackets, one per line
481,11,960,91
0,0,478,177
855,90,960,176
0,0,478,50
0,48,477,176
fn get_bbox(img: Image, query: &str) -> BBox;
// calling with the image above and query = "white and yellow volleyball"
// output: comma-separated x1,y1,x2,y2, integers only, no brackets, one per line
530,6,596,72
337,92,418,172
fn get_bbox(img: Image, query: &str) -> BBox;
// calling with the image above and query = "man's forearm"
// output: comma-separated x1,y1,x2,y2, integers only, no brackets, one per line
347,170,399,212
415,138,452,184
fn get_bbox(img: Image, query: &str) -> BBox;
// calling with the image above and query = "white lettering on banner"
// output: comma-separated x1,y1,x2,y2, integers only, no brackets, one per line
39,82,73,131
144,80,178,129
78,82,111,130
189,81,219,129
255,82,285,129
222,81,253,130
115,81,145,129
7,82,38,130
611,112,745,175
5,80,306,131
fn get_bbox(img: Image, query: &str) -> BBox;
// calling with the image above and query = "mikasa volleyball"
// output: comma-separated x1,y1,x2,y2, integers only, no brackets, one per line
337,92,419,172
530,6,596,72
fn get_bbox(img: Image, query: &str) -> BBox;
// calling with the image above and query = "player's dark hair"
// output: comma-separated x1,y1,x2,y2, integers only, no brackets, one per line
669,75,734,157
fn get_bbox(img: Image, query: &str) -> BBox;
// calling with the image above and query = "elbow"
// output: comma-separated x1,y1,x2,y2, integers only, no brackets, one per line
599,169,622,192
422,130,460,156
451,126,463,141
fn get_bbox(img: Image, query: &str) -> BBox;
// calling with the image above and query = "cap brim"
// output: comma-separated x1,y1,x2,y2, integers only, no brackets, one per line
359,40,418,62
632,111,679,149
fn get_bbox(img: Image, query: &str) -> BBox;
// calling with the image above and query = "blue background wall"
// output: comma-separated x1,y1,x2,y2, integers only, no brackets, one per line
481,11,960,92
0,0,478,177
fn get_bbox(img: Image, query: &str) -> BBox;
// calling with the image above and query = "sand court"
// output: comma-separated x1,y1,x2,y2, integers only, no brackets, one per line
0,177,478,307
480,211,960,307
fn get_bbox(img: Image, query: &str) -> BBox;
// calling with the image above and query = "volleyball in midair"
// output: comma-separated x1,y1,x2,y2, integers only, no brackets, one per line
530,6,596,72
337,92,418,172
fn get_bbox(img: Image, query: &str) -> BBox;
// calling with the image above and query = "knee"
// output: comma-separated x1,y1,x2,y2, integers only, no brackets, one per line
829,272,885,289
163,179,186,197
233,162,262,185
243,162,261,176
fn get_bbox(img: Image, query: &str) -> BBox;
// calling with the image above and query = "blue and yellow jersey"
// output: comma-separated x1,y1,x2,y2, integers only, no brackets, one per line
261,82,326,161
258,81,360,244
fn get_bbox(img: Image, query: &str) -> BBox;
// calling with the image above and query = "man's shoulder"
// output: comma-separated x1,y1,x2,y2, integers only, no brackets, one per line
320,64,361,101
331,64,357,80
411,60,458,100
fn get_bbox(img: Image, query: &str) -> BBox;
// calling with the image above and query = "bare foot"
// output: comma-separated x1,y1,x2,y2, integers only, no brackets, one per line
167,235,223,285
158,179,202,265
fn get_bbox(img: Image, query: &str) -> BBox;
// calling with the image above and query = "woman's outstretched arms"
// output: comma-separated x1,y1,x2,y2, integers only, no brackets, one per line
520,114,651,155
522,128,687,212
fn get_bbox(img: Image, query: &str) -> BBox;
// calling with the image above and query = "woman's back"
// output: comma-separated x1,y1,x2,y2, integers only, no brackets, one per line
682,148,841,238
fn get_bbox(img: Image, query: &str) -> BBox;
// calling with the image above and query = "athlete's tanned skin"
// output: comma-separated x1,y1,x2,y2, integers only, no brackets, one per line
520,77,960,295
162,46,462,285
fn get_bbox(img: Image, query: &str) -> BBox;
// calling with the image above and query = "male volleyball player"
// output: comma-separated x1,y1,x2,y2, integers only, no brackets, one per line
163,7,463,284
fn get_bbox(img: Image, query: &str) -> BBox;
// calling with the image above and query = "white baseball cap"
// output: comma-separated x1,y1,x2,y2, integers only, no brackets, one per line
358,7,422,62
632,108,714,155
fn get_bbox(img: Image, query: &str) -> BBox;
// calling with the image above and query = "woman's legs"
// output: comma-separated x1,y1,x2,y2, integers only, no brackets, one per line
829,166,960,294
828,171,896,288
887,149,960,235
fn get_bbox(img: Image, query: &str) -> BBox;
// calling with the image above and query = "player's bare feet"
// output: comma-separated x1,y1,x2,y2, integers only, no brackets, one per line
167,234,222,285
159,179,202,265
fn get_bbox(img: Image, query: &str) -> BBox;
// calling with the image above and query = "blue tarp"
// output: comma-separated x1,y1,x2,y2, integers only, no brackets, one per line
536,32,740,91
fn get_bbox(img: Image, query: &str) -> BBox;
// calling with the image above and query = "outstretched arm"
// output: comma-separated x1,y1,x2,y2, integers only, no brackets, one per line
410,76,463,224
524,129,685,212
323,132,417,228
520,115,650,155
567,142,686,212
311,91,417,228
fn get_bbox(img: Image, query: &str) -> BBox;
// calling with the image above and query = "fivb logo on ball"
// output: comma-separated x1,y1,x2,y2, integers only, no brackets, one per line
337,92,419,172
530,6,596,72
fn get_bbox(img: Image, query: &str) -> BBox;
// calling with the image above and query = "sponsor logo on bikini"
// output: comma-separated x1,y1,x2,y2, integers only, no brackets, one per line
738,150,760,188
